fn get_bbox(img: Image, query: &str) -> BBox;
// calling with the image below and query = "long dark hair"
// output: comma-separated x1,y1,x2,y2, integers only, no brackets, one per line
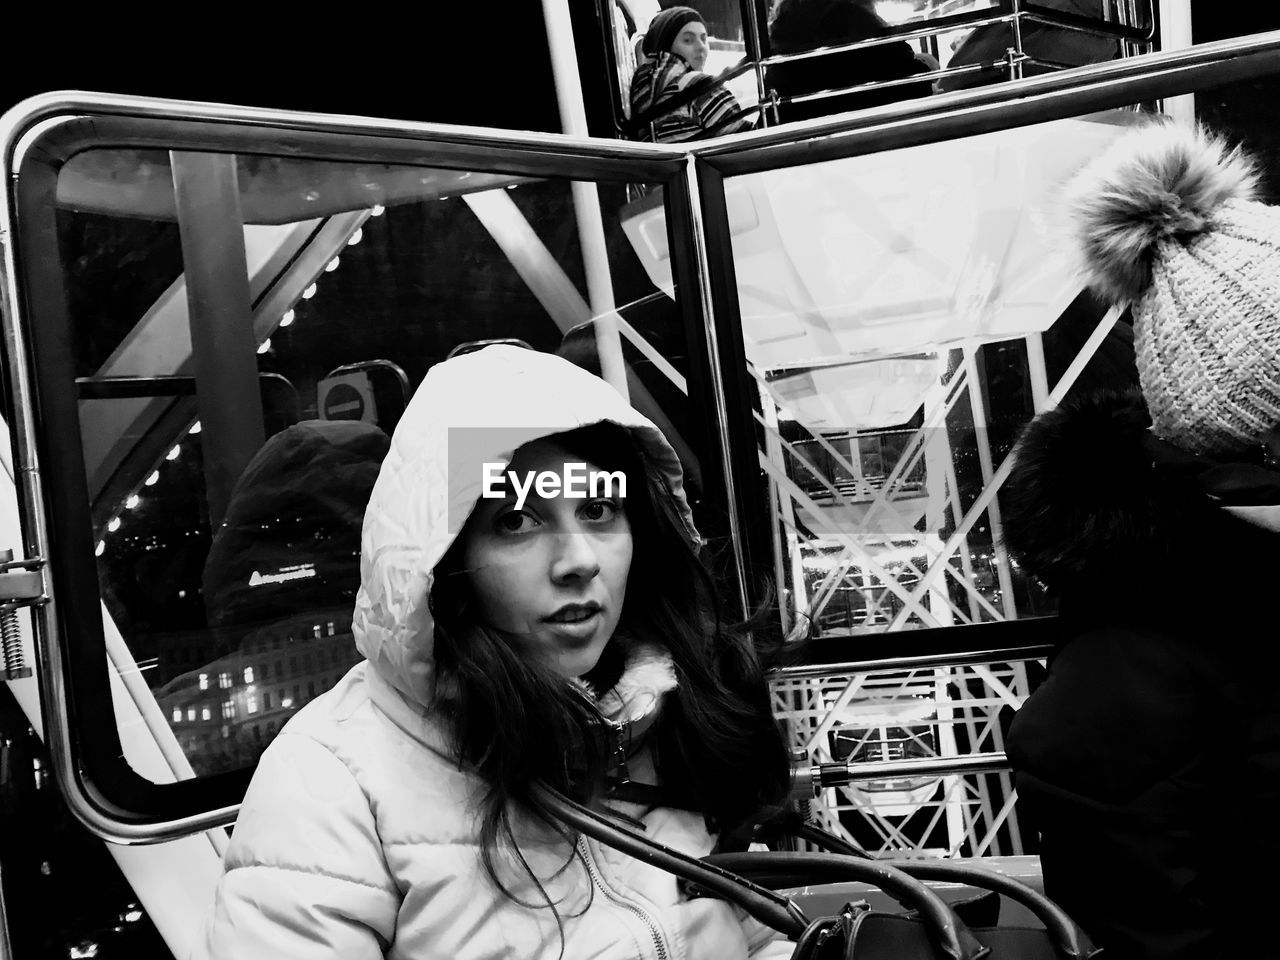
428,422,792,897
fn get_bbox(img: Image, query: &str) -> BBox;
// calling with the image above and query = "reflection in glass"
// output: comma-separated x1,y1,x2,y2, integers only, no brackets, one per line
645,110,1148,640
767,0,938,123
58,149,665,779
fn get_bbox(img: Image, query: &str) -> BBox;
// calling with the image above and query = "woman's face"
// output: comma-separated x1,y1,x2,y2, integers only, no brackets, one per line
670,20,709,70
461,438,633,678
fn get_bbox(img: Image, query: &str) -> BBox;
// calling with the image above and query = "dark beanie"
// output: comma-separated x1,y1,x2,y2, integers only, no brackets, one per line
642,6,703,56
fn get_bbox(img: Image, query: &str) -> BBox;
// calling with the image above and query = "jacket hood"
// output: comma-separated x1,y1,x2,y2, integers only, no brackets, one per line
1002,389,1280,599
351,345,700,713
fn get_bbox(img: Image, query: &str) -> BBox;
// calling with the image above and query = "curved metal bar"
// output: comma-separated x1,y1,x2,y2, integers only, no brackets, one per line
759,5,1150,70
534,782,988,960
774,643,1054,680
0,111,85,844
794,752,1012,796
531,781,812,937
777,61,989,108
707,851,1097,960
0,92,688,191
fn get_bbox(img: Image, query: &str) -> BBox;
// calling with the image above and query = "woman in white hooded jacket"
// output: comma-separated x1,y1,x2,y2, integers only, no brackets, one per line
192,344,796,960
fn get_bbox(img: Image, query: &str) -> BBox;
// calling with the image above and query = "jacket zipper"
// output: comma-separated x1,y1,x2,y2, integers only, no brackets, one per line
577,834,670,960
607,719,630,783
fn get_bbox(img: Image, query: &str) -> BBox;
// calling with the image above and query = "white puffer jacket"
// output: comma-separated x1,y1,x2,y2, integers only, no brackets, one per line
192,346,792,960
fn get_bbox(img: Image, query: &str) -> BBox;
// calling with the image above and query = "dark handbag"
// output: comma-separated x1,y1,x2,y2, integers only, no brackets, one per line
532,783,1100,959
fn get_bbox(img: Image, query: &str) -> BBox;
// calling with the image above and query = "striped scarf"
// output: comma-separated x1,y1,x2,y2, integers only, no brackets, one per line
628,52,754,143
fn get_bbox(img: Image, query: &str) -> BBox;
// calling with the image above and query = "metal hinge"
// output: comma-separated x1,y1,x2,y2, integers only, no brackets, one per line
0,549,46,680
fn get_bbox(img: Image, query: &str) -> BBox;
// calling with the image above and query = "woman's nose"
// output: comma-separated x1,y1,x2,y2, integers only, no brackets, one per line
549,532,601,583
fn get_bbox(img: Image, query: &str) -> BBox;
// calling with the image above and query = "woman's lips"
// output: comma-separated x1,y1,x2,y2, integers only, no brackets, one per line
544,605,601,624
543,611,603,644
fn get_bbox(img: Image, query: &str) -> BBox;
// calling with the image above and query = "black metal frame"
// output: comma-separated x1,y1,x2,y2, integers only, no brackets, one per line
74,373,295,401
1,105,696,838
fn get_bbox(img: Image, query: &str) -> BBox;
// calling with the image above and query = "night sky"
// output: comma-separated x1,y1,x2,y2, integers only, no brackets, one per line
1,6,1270,134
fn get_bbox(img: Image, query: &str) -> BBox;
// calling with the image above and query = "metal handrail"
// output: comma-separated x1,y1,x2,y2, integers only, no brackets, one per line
778,648,1053,680
774,634,1055,680
793,753,1011,796
74,372,297,401
762,7,1149,70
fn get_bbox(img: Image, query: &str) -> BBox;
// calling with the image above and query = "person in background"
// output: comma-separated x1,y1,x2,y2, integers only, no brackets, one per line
767,0,933,124
628,6,756,142
192,344,795,959
1002,122,1280,960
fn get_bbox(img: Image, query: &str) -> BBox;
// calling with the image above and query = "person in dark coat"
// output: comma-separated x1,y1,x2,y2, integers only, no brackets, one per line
193,419,391,773
1002,122,1280,960
937,0,1120,93
766,0,932,124
202,418,391,631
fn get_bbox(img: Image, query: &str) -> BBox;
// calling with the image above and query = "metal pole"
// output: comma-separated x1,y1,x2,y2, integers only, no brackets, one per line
541,0,630,401
1024,333,1050,413
170,152,265,530
959,686,1000,854
759,384,805,634
682,157,750,619
1008,0,1026,81
794,752,1011,793
1158,0,1195,123
0,862,14,960
962,347,1017,621
741,0,770,123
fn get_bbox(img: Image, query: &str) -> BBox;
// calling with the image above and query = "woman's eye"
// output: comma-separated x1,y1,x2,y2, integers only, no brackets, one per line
494,510,538,535
581,499,622,523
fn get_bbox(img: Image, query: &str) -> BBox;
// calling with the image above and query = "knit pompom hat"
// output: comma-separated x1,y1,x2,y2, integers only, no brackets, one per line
1066,121,1280,457
642,6,703,57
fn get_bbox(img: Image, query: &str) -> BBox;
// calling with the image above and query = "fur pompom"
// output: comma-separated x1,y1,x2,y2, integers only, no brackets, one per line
1066,122,1259,303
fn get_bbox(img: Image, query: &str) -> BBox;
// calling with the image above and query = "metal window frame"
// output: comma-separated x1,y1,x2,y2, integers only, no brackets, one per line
0,29,1275,843
592,0,1158,134
0,99,690,842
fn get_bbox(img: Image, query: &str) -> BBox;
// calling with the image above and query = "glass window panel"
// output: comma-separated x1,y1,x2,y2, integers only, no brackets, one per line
726,109,1150,639
765,0,1138,123
58,148,668,779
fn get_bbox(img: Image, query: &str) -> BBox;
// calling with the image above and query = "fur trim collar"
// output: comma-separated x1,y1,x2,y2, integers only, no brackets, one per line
571,641,677,729
1224,503,1280,532
1002,389,1280,591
